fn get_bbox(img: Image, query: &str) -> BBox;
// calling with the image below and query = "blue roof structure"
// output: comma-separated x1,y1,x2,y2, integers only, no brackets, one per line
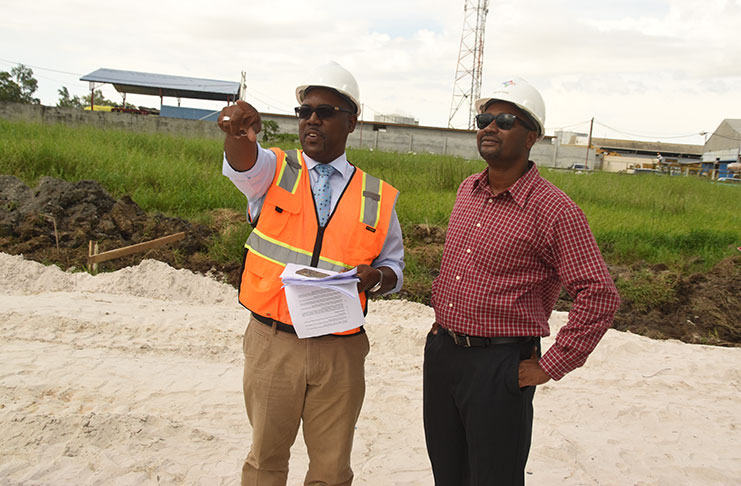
80,68,240,102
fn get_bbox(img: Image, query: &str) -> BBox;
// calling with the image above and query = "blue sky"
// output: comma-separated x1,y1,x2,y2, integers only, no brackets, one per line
2,0,740,145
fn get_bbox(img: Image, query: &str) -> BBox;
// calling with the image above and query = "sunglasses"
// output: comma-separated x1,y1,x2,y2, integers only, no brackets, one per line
475,112,534,131
295,104,354,120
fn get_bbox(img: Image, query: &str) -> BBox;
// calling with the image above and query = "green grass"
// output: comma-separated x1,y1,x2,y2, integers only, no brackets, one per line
1,119,739,275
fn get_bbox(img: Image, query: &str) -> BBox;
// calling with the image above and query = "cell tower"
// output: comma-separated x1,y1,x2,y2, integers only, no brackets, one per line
448,0,490,129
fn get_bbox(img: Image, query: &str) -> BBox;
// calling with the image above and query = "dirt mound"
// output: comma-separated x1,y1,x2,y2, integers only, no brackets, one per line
0,176,237,282
2,177,738,346
611,257,741,346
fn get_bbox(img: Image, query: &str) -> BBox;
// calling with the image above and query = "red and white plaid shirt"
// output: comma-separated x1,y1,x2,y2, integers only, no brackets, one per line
432,164,620,380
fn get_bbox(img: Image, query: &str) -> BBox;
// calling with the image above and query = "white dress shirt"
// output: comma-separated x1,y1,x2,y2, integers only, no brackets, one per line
223,144,404,294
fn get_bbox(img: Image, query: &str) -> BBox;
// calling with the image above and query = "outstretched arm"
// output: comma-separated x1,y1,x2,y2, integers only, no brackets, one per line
218,100,262,171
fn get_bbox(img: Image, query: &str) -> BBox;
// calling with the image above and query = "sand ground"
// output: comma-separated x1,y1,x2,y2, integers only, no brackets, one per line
0,253,739,485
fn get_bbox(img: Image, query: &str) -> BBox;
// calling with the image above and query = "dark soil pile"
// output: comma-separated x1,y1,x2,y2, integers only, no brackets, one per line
404,224,740,347
0,175,240,284
2,176,738,347
610,257,741,346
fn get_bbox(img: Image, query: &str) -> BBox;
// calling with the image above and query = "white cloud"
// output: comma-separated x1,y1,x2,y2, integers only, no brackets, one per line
1,0,740,145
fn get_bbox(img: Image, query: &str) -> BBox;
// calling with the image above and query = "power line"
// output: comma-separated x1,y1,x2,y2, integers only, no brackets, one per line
593,121,705,140
547,119,593,131
0,58,82,77
708,132,741,142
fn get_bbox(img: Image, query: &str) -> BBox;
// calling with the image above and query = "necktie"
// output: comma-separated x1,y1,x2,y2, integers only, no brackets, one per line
313,164,335,226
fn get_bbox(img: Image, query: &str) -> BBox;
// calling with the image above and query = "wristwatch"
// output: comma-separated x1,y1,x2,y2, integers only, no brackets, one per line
369,268,383,293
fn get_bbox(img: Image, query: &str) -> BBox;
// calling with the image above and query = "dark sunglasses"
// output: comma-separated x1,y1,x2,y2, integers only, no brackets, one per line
294,104,354,120
475,112,534,131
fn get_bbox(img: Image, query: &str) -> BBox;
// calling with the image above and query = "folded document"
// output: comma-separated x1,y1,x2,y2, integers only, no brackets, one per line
280,263,365,338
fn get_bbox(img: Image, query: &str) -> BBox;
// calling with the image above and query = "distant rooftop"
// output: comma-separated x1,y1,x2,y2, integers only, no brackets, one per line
80,68,240,102
591,137,704,156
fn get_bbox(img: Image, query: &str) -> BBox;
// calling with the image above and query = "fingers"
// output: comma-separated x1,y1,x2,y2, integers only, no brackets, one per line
353,264,370,292
217,101,261,140
245,126,257,143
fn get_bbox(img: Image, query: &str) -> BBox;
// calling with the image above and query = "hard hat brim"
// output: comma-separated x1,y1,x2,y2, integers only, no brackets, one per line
295,85,361,116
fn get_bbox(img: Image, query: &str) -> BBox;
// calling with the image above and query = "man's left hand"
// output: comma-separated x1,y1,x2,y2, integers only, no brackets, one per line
354,264,382,293
518,346,551,387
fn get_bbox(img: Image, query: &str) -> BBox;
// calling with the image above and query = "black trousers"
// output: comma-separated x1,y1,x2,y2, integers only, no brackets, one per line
423,331,540,486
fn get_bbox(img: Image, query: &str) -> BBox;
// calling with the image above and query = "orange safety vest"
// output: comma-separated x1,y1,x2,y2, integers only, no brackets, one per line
239,148,399,335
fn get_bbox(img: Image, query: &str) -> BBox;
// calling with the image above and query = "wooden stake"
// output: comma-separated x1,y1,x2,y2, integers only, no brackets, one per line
87,232,186,268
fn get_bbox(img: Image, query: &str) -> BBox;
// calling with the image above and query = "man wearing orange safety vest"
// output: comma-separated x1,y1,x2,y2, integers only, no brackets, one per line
217,61,404,486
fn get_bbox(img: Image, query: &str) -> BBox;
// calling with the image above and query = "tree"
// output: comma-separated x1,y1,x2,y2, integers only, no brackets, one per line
262,120,280,141
83,89,117,107
79,88,136,109
262,119,298,143
57,87,84,108
0,64,40,104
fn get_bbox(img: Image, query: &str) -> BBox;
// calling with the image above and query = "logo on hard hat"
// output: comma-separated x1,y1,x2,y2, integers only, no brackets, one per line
502,80,516,87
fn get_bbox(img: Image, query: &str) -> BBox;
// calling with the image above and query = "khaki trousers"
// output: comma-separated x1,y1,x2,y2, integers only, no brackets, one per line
241,316,369,486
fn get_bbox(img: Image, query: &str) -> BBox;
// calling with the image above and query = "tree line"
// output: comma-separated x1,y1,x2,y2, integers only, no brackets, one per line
0,63,120,108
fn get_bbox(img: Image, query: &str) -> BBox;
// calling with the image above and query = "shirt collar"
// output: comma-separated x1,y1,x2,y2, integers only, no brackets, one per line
471,162,540,209
302,151,353,180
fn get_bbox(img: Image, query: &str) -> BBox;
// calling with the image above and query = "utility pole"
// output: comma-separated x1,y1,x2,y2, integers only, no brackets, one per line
585,117,594,167
448,0,490,129
239,71,247,103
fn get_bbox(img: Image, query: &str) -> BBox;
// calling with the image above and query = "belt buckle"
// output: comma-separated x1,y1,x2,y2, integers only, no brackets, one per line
449,329,472,348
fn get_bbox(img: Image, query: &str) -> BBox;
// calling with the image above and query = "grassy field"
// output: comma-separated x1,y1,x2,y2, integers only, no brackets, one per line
1,119,739,281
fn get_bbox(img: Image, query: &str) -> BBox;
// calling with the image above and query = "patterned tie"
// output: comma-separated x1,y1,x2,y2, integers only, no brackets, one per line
313,164,335,226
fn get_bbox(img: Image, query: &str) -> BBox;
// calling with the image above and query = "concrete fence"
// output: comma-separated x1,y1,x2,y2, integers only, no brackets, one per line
0,102,597,168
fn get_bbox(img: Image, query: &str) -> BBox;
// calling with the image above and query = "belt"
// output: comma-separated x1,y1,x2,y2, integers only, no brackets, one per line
252,313,297,334
441,326,531,348
251,313,365,337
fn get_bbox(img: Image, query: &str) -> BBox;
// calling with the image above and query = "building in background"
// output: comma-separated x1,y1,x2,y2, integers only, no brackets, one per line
373,113,419,126
592,138,703,174
703,119,741,171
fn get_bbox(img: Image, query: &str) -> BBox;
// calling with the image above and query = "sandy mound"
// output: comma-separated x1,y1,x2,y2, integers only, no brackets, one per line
0,253,739,485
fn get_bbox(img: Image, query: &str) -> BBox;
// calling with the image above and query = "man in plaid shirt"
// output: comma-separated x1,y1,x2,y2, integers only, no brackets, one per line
423,77,620,486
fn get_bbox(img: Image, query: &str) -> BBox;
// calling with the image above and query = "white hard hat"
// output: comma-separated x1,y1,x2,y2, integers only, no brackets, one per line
296,61,361,115
475,77,546,140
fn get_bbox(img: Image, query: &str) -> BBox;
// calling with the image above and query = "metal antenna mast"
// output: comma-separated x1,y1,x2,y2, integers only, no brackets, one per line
448,0,490,129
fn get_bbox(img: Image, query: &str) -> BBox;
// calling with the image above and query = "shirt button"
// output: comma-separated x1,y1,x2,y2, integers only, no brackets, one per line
476,223,481,228
455,276,461,280
466,249,471,253
488,198,493,203
448,303,454,308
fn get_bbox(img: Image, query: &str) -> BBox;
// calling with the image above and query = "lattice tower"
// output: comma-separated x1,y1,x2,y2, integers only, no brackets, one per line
448,0,490,129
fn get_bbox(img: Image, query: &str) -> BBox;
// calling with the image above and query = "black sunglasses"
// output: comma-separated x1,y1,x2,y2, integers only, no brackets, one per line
475,112,534,131
295,104,354,120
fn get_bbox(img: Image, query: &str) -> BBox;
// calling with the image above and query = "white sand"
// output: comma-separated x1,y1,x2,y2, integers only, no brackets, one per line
0,252,738,486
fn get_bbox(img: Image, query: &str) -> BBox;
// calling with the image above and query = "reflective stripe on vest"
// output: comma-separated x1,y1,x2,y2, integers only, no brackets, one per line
239,148,398,328
276,150,302,194
278,149,383,228
245,227,350,273
361,172,382,228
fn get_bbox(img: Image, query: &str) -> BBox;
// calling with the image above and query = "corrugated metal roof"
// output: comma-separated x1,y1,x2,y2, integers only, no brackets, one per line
80,68,240,102
591,137,703,156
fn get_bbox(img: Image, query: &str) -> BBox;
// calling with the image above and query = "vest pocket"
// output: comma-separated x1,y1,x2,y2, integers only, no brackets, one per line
258,200,298,237
344,220,385,263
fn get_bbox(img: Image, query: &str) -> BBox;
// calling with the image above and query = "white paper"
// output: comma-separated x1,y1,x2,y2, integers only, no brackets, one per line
280,264,364,338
